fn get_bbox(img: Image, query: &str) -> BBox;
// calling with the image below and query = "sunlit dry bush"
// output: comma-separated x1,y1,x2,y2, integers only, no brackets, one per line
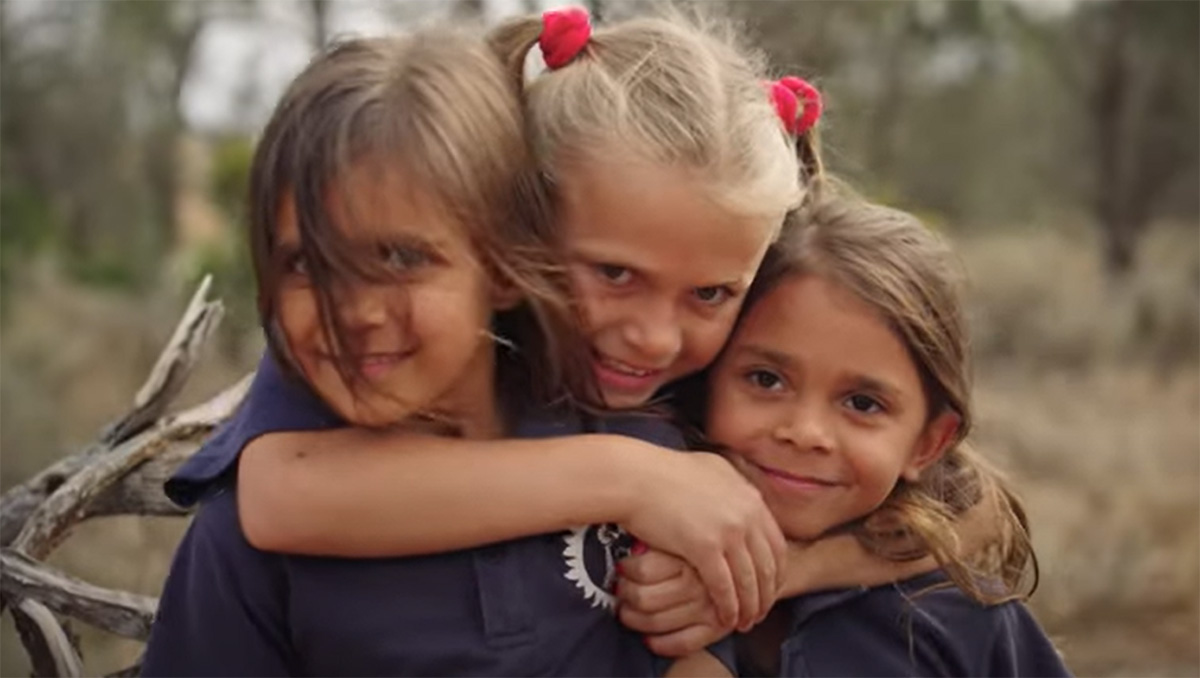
960,223,1200,371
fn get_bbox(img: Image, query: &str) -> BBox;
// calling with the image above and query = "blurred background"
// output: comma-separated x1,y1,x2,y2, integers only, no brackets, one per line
1,0,1196,675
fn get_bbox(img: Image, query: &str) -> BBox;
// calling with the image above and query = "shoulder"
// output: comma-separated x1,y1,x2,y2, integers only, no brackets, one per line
165,350,341,507
168,482,291,598
781,573,1071,677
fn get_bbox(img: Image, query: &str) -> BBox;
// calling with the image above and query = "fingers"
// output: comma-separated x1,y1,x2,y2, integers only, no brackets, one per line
691,553,738,628
747,527,779,626
643,624,729,659
620,549,686,585
616,570,701,613
618,596,718,635
765,511,788,591
728,540,760,632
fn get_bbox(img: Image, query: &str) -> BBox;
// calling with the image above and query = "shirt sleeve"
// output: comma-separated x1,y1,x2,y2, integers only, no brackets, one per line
142,487,296,676
165,351,341,507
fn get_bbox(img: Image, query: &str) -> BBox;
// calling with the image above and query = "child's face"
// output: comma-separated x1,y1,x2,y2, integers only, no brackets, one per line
274,165,500,433
559,158,778,408
706,274,953,540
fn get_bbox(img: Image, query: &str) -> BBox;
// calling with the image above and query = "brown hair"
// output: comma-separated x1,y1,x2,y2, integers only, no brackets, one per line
751,190,1037,604
247,29,595,422
487,6,821,229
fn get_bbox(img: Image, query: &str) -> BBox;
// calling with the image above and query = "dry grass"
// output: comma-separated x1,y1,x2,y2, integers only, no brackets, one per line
0,224,1196,675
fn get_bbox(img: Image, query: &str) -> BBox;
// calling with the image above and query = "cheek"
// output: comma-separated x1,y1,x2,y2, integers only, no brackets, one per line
276,287,321,351
705,377,758,445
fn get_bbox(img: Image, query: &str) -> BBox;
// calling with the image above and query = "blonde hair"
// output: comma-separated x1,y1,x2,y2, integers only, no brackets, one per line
487,7,820,225
753,191,1037,604
248,29,596,421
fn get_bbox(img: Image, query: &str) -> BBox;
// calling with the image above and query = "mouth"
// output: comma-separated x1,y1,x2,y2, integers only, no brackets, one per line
748,460,839,493
321,351,414,379
592,352,665,394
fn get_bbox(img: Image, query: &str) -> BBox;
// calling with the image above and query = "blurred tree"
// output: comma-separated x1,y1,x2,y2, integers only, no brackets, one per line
1078,0,1199,276
0,0,253,294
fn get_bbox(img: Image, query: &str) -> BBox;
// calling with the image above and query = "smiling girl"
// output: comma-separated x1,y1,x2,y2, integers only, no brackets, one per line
699,195,1070,676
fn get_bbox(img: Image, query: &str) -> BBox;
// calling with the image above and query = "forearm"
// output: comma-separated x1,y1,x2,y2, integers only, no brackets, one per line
664,651,732,678
238,430,661,556
780,535,937,597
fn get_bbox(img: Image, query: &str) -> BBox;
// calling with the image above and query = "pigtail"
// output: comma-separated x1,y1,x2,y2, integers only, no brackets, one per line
768,76,826,210
795,126,825,204
486,16,543,92
856,442,1039,606
488,7,592,93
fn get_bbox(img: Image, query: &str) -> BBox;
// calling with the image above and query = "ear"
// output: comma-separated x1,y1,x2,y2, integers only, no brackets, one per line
901,410,961,483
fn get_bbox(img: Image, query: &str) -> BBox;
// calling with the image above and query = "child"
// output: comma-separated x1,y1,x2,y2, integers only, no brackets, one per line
144,28,731,676
172,8,908,645
691,194,1070,676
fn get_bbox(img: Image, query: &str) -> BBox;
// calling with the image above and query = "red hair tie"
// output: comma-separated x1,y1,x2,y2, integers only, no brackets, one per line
540,6,592,70
768,76,823,136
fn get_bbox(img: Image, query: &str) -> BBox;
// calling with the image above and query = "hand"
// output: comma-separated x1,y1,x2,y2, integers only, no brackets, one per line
615,547,735,658
617,547,720,634
620,451,786,632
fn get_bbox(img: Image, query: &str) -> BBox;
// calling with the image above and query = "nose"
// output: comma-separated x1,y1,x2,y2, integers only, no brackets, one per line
336,282,394,331
772,398,834,454
620,296,683,366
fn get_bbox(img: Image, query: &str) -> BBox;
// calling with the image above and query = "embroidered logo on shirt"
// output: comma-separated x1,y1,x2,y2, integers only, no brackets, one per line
562,523,632,611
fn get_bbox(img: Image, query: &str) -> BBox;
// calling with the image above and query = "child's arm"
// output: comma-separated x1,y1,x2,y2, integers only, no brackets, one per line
663,651,732,678
779,536,937,596
237,428,785,629
617,538,937,657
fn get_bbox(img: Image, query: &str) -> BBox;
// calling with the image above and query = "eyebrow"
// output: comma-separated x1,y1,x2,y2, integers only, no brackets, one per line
736,344,798,370
735,343,905,398
570,243,752,290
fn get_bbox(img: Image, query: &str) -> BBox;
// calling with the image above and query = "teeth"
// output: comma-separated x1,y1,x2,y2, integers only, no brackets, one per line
600,356,652,377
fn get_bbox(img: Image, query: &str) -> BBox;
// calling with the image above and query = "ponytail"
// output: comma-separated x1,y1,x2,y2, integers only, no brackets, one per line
768,76,826,208
486,15,543,91
488,7,593,92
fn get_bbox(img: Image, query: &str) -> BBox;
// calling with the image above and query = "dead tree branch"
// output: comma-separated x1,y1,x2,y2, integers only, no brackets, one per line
1,549,157,641
0,275,252,676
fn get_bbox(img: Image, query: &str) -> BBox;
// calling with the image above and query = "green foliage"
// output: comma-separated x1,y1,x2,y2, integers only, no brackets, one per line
211,137,254,221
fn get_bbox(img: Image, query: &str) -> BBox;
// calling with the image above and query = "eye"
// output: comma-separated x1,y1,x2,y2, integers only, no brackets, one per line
845,393,884,414
595,264,633,286
382,244,431,271
692,286,733,307
744,368,785,392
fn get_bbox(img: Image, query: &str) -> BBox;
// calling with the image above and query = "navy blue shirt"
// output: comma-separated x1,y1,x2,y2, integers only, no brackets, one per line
144,353,733,677
748,571,1071,677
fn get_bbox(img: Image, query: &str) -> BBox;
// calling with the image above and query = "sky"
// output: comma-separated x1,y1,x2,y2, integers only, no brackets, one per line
182,0,534,133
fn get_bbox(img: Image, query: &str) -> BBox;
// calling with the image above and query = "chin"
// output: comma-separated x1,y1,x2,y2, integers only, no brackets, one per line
599,389,655,410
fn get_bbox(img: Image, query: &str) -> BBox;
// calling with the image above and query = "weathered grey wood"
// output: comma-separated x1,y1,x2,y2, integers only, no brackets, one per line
104,274,224,444
1,276,223,547
10,598,84,677
2,445,107,548
1,549,157,641
11,376,251,560
80,441,199,519
0,275,250,674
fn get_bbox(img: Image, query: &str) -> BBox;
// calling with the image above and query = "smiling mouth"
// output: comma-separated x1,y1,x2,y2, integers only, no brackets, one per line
319,351,415,378
595,353,662,378
749,460,839,491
